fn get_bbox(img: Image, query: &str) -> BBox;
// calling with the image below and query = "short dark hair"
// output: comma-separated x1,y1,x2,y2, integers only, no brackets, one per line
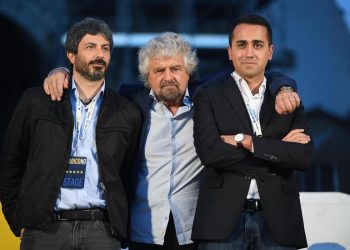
228,14,273,46
65,17,114,54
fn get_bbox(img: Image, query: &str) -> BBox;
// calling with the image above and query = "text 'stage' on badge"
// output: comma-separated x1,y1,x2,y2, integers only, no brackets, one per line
61,156,87,189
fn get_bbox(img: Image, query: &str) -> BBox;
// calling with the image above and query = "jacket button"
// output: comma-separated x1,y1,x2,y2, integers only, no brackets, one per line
270,155,277,161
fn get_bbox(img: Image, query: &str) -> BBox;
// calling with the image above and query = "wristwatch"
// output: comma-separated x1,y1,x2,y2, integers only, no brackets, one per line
234,133,245,146
279,86,294,92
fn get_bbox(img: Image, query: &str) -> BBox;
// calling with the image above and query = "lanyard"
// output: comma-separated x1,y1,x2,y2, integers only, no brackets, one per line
74,97,98,153
232,72,264,137
245,102,263,137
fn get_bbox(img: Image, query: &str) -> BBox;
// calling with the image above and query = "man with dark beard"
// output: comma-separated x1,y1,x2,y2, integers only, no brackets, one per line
0,18,141,250
42,32,301,250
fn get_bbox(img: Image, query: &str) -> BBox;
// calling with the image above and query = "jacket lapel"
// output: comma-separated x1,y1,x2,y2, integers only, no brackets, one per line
259,84,274,135
221,76,254,134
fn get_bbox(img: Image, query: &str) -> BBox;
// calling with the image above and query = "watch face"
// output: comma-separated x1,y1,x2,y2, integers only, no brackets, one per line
235,133,244,143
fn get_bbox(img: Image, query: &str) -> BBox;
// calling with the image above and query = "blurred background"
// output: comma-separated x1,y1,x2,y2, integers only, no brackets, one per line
2,0,349,193
0,0,350,246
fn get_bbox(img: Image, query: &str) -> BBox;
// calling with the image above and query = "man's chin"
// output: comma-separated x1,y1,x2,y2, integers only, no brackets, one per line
158,90,184,103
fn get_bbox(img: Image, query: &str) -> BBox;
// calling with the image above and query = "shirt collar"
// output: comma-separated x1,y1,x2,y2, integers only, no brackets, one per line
231,71,266,98
71,78,105,101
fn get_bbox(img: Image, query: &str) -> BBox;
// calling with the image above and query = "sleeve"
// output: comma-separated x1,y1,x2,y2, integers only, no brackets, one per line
253,103,313,171
266,71,298,96
0,91,31,236
119,106,142,202
193,87,313,173
193,88,252,173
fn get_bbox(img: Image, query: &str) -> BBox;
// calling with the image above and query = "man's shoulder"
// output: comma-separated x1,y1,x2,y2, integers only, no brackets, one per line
195,72,232,95
20,86,52,103
118,83,149,101
105,87,142,116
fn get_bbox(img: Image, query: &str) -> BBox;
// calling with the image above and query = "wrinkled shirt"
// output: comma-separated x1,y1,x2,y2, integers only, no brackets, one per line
130,88,203,245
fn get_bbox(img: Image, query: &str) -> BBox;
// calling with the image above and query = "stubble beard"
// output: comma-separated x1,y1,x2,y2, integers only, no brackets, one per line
157,81,184,103
75,56,108,81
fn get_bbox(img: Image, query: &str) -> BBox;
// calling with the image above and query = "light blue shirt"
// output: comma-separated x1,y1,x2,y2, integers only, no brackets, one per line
130,88,203,245
55,80,105,210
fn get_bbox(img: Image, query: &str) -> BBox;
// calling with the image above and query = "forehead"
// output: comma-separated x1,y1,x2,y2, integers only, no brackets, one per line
231,24,269,42
79,33,110,46
149,55,185,68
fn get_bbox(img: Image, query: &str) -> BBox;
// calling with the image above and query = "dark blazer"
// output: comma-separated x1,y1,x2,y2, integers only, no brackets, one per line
191,73,312,248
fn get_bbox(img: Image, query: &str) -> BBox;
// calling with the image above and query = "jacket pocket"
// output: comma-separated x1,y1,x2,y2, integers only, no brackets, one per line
200,176,223,190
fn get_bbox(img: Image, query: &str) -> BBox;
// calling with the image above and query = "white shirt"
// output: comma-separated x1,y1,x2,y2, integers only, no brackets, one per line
232,71,267,200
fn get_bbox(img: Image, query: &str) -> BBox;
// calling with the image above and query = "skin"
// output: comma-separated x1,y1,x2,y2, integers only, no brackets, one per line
223,23,309,150
147,55,189,115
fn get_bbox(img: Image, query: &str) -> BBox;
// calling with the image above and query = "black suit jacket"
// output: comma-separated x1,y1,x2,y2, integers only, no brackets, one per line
191,73,312,248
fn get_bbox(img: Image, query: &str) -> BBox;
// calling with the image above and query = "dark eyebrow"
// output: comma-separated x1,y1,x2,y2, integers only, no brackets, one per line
253,40,264,44
236,40,247,44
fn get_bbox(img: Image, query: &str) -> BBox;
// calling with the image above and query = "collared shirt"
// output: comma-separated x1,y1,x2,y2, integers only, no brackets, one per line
130,88,203,245
232,71,267,200
55,80,105,210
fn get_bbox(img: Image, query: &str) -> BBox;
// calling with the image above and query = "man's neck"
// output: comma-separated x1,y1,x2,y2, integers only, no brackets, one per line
73,74,104,102
236,72,264,95
163,100,182,116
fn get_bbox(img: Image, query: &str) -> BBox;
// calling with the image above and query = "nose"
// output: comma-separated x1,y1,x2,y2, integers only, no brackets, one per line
245,45,254,57
164,68,173,81
95,47,105,58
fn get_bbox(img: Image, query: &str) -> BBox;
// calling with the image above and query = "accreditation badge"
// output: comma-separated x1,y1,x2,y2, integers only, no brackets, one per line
61,156,87,189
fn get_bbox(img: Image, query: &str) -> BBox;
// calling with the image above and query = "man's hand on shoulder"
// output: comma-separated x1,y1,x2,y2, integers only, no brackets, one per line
43,67,70,101
275,87,300,115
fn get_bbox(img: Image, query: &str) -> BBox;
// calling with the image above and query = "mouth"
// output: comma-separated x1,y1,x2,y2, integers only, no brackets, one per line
89,60,106,68
161,82,179,89
91,64,105,68
242,61,256,65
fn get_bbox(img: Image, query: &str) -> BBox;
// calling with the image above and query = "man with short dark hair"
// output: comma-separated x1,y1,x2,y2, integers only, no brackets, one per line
191,14,313,249
0,17,141,250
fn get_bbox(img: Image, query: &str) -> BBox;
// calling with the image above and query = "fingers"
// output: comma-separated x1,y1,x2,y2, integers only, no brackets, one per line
63,74,70,89
294,92,301,107
282,129,311,144
275,90,300,114
282,129,304,141
280,92,296,113
43,77,51,95
220,135,235,146
47,70,69,101
286,129,304,138
51,76,60,101
44,77,58,101
275,103,284,115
